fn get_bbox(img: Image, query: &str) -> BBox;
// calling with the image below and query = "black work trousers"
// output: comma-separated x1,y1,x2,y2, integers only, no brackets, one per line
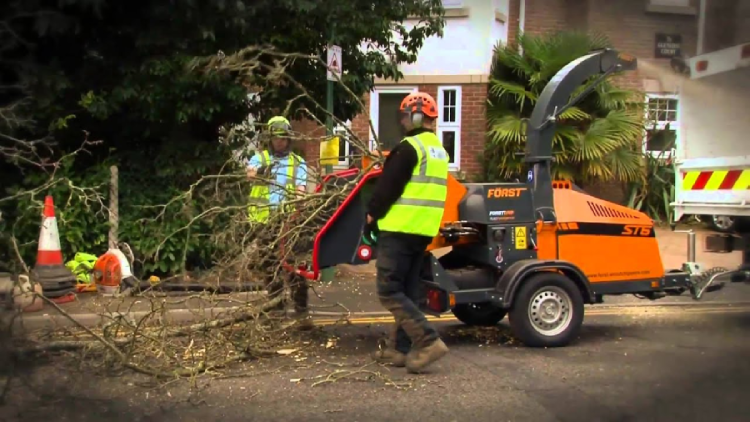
375,231,439,353
252,217,309,314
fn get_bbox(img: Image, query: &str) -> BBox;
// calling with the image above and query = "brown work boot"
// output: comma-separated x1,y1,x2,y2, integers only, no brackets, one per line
405,338,449,374
371,346,407,367
293,311,315,331
371,337,406,367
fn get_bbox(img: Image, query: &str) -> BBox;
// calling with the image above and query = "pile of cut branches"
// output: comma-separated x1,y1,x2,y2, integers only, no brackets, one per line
1,46,383,388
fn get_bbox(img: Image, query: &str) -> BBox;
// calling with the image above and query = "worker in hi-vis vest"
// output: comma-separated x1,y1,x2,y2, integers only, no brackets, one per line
246,115,312,330
364,92,450,373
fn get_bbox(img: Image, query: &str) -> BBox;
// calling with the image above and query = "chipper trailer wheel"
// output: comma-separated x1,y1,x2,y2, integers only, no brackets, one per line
451,303,507,327
508,272,584,347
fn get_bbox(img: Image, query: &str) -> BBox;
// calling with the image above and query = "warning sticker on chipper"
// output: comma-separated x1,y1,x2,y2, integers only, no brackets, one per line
514,227,527,250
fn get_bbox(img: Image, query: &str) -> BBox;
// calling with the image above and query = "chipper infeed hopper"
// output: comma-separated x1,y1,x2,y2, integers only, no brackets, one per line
290,49,728,348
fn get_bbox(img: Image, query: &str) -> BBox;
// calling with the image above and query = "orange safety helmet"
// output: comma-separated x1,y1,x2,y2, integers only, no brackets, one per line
399,92,439,119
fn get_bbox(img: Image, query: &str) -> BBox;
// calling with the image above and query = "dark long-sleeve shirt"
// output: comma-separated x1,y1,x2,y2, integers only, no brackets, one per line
366,128,431,222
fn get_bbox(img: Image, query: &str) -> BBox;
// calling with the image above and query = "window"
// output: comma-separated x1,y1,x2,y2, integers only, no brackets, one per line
441,0,465,8
644,94,679,157
437,86,462,168
334,121,352,168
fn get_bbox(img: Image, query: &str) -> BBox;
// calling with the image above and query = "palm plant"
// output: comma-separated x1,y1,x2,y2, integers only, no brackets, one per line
626,124,677,222
482,31,646,186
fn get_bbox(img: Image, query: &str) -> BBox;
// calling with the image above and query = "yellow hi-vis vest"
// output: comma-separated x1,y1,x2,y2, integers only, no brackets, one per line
377,131,449,237
247,150,303,223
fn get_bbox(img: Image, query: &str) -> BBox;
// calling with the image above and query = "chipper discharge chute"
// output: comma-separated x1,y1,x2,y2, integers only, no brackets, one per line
296,49,727,348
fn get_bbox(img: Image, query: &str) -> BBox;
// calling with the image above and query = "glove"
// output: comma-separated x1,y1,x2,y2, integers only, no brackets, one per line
362,220,379,246
257,165,271,177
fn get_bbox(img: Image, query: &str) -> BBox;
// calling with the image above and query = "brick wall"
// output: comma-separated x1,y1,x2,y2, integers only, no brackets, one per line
523,0,574,35
704,0,749,51
523,0,698,92
507,0,521,47
735,0,750,45
461,83,488,177
290,117,324,170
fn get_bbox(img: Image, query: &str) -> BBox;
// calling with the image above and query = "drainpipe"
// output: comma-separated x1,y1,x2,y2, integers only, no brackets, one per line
519,0,526,54
697,0,706,55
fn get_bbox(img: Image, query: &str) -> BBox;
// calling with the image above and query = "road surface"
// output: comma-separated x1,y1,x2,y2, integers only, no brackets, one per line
2,303,749,422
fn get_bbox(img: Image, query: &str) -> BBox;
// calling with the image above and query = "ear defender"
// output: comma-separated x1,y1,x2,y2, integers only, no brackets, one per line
411,98,424,128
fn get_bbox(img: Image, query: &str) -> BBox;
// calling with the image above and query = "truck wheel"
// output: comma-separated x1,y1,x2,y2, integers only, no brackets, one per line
709,215,738,233
451,303,507,326
508,272,584,347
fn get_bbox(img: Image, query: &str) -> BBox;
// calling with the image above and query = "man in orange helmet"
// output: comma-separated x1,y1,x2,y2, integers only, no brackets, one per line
365,91,451,373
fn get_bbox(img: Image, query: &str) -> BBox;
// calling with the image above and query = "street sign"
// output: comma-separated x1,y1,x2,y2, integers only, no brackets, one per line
327,45,342,82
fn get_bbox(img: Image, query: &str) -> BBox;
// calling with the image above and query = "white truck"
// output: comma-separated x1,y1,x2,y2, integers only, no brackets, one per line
672,42,750,274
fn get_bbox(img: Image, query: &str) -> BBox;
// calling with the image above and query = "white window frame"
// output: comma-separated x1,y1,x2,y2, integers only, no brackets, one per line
649,0,690,7
643,93,679,159
441,0,465,8
437,85,462,170
333,120,352,169
368,86,418,151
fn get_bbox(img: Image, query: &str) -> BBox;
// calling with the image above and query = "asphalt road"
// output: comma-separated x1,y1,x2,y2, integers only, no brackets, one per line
309,272,750,315
2,304,750,422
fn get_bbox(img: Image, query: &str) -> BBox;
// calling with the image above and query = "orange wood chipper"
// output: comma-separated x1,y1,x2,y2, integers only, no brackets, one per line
285,48,731,348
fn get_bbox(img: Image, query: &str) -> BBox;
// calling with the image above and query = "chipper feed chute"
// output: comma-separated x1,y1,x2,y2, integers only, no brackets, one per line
295,48,729,349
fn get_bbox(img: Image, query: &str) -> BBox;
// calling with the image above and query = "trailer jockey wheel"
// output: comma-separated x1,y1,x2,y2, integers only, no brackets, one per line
508,272,584,347
451,303,507,326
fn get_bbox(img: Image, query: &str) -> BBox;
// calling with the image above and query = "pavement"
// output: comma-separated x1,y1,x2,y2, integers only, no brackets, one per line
4,225,749,333
2,303,749,422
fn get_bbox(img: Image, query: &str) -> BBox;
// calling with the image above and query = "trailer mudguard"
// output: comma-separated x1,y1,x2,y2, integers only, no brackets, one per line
496,259,595,307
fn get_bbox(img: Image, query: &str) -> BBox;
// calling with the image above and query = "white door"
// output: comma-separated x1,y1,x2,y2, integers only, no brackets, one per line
368,87,418,150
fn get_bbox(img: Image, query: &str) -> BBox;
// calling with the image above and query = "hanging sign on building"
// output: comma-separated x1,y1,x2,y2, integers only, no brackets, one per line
655,33,682,58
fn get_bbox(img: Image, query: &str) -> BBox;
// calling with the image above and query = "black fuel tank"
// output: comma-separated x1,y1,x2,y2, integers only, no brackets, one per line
458,183,535,224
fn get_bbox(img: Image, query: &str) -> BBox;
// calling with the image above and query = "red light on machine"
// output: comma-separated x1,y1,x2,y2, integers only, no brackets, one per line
426,288,448,313
742,44,750,59
357,245,372,261
695,60,708,72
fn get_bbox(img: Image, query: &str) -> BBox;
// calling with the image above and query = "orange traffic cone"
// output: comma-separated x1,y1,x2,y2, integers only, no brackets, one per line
31,196,76,300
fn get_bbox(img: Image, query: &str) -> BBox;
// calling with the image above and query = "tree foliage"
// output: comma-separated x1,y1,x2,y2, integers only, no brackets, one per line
0,0,446,273
481,31,646,185
1,0,444,148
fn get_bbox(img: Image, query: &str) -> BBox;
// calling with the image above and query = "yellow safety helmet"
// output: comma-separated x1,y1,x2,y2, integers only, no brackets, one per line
267,116,292,136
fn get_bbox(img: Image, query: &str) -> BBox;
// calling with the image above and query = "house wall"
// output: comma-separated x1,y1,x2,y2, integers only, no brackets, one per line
523,0,699,92
292,0,716,204
286,0,508,177
340,0,511,177
396,0,502,76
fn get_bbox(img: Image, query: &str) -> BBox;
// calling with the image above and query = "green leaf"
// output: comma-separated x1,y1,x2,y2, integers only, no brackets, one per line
557,106,591,121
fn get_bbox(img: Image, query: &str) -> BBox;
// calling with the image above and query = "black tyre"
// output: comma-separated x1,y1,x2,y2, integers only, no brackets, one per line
708,215,738,233
451,303,507,326
703,215,750,234
508,272,584,347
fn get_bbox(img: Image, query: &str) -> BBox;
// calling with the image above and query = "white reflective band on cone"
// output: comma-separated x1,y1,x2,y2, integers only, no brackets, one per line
38,217,62,251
